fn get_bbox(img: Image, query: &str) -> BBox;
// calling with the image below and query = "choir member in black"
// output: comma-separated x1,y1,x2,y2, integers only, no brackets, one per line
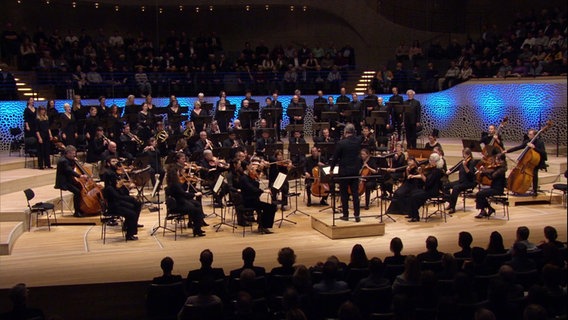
190,101,208,132
348,92,363,130
239,162,277,234
255,129,275,158
363,87,378,109
34,106,53,169
291,89,307,104
336,87,351,103
60,103,77,147
480,125,504,151
406,153,444,222
23,97,36,138
304,147,329,206
504,129,547,196
96,96,109,118
106,105,123,141
263,97,283,141
238,99,255,129
166,98,183,134
46,99,59,138
137,102,154,142
330,124,362,222
140,137,165,189
84,107,99,142
424,129,442,151
444,148,476,214
361,126,377,153
166,153,206,236
71,94,87,129
214,99,230,133
241,90,256,107
287,95,305,124
474,153,507,218
223,129,245,159
199,150,230,208
86,127,108,164
313,90,327,122
388,87,404,135
360,148,380,210
102,157,142,240
375,96,392,147
404,89,422,149
268,150,292,209
381,142,406,196
55,146,87,217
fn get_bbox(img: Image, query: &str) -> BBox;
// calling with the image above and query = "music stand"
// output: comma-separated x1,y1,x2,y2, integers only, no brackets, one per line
213,147,231,160
215,110,234,130
285,166,309,218
288,143,309,156
150,174,166,235
314,142,336,162
234,129,253,144
249,101,260,111
319,166,341,215
239,109,259,129
273,172,298,227
210,133,229,146
341,109,361,124
285,124,304,135
287,107,305,124
462,139,483,153
255,128,276,140
312,122,330,132
264,144,284,158
194,115,213,131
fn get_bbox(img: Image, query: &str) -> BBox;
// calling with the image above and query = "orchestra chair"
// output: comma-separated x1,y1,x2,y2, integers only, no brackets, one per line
99,199,125,244
422,193,447,222
24,188,57,231
484,253,511,274
163,196,186,241
23,137,38,168
353,286,392,316
487,189,510,220
313,289,352,320
549,183,567,208
461,186,477,212
8,127,23,157
228,191,255,237
146,281,186,320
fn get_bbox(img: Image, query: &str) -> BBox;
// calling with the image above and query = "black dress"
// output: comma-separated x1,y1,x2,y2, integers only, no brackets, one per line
35,117,51,168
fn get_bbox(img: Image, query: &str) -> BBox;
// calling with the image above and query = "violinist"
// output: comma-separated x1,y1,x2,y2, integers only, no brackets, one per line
406,153,444,222
102,156,142,241
54,145,88,217
380,142,406,197
504,129,547,196
475,153,507,218
360,148,380,210
304,147,329,207
443,148,476,214
385,156,425,218
166,153,206,236
228,151,248,189
239,162,277,234
199,150,230,208
269,150,292,210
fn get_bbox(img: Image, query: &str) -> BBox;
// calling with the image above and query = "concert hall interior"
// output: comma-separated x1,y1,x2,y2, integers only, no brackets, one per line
0,1,567,319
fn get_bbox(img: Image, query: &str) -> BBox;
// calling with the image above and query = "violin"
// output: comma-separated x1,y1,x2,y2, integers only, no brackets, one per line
247,163,263,180
208,157,230,169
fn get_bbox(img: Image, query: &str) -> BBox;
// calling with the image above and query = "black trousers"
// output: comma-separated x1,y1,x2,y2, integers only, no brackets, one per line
445,181,477,210
110,197,141,236
476,188,502,210
305,180,329,203
339,177,360,218
271,181,289,206
181,198,205,230
64,184,82,215
406,123,418,149
255,201,276,228
37,140,51,168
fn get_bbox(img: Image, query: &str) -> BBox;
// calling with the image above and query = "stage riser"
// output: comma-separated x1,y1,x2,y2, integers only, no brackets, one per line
0,171,56,196
0,222,23,255
310,215,385,239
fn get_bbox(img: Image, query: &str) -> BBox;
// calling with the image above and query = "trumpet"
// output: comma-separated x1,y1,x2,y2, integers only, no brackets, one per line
127,132,144,146
156,130,169,143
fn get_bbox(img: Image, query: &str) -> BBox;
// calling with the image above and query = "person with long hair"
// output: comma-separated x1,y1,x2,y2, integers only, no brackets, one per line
475,153,508,218
486,231,507,254
34,106,53,169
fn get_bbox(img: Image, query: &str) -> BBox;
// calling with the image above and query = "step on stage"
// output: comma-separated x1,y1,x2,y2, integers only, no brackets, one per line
310,213,385,239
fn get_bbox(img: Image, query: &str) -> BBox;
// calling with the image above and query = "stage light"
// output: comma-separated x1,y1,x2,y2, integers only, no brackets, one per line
209,5,213,11
45,0,50,4
290,5,295,11
114,5,119,11
265,4,269,10
94,2,99,9
159,7,163,14
17,0,21,4
179,5,183,11
245,5,250,11
302,5,307,12
72,1,76,8
141,5,145,12
195,6,199,13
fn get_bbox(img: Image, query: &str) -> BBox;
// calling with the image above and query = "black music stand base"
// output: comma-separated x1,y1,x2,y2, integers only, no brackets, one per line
377,197,396,223
274,200,297,228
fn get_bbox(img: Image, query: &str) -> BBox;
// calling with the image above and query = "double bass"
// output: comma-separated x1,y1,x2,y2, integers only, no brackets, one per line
507,121,553,194
73,159,104,215
476,117,508,185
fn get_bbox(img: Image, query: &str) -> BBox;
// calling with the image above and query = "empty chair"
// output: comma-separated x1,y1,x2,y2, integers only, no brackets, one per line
146,282,186,320
313,289,351,320
485,253,511,273
24,188,57,231
354,286,392,316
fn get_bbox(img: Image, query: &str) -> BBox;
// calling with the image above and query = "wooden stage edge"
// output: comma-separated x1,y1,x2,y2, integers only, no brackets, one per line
310,214,385,239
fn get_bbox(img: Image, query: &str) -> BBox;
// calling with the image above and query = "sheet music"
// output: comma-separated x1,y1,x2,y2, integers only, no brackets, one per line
213,175,224,193
273,172,287,190
321,166,339,175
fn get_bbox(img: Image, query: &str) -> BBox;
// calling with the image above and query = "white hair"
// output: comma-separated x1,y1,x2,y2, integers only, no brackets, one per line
406,89,415,95
429,153,444,169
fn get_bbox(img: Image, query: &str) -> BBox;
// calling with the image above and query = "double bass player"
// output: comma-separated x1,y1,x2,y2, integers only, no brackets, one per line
55,145,88,217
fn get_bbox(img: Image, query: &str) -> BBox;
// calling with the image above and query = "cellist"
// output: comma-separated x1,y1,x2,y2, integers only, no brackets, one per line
475,153,508,218
54,145,88,217
360,148,380,210
504,129,547,196
304,147,329,207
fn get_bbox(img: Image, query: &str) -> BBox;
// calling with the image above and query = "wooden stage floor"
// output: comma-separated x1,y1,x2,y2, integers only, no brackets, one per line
0,142,566,290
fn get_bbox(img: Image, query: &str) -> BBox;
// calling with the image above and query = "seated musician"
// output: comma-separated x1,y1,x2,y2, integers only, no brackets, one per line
102,156,142,241
222,129,245,159
361,126,377,153
480,125,504,151
424,129,442,151
166,153,206,236
98,141,120,179
199,150,230,208
304,147,329,206
385,156,426,218
314,128,335,144
444,148,476,214
193,131,214,155
239,161,277,234
360,148,381,210
255,119,270,140
86,126,107,164
55,145,88,217
140,137,165,188
288,130,306,145
119,124,142,161
231,119,243,130
406,153,445,222
154,121,170,157
269,150,292,210
380,142,406,197
255,129,275,158
206,120,222,136
475,153,507,218
228,151,248,190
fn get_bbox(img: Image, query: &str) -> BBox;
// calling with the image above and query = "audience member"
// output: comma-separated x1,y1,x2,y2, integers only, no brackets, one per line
270,247,297,276
186,249,226,293
230,247,266,279
384,237,406,265
486,231,507,254
0,283,45,320
347,244,369,269
505,242,537,272
454,231,473,259
392,255,421,294
417,236,444,262
152,256,183,284
509,226,538,253
312,259,349,293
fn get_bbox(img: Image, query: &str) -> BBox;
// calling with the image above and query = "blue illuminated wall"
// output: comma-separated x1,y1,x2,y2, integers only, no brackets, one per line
0,78,566,151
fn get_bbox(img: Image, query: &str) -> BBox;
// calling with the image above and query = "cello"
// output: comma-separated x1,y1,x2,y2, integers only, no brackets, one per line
476,116,508,185
73,159,104,215
507,121,553,194
311,153,330,198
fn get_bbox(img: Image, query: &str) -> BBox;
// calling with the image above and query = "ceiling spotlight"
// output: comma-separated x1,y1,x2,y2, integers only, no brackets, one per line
290,5,295,11
265,4,269,10
17,0,21,3
209,5,213,11
141,5,145,12
72,1,76,8
45,0,50,4
114,5,119,11
245,5,250,11
179,5,183,11
159,7,163,13
302,5,307,12
94,2,99,9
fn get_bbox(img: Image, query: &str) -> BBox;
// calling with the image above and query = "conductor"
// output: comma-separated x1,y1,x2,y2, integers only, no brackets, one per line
330,124,362,222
